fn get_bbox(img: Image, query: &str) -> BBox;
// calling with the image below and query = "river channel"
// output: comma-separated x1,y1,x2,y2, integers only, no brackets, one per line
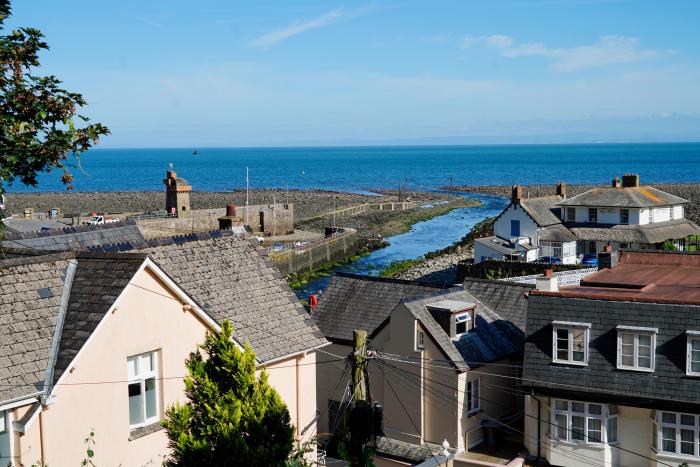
296,193,508,299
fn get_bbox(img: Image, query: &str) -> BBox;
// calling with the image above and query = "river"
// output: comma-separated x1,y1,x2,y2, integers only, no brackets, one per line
296,193,508,299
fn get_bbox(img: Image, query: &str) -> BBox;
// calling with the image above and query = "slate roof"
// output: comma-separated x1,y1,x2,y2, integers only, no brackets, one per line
137,234,327,362
519,195,564,227
559,186,688,208
313,273,445,343
0,253,144,404
567,218,700,244
402,289,523,370
538,224,577,243
2,221,144,252
0,255,73,403
375,436,456,463
462,278,533,332
522,294,700,407
474,236,535,255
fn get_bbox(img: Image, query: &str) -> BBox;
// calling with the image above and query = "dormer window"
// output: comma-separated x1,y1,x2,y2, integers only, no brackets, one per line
415,322,425,351
686,331,700,376
616,326,656,371
552,321,590,365
455,312,472,335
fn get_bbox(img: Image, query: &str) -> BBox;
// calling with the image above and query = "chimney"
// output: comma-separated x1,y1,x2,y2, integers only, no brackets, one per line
598,244,619,269
226,204,237,217
612,177,621,188
536,268,559,292
556,182,567,199
511,185,523,204
621,174,640,188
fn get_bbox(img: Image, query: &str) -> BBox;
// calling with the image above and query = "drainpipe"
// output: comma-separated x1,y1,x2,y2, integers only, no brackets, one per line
295,355,302,441
39,407,46,465
535,392,541,462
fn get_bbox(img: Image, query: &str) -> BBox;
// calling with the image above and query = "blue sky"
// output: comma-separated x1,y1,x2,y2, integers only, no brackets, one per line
8,0,700,147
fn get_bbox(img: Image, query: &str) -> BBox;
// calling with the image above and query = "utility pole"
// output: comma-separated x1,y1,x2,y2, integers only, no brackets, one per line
352,330,367,401
245,167,250,228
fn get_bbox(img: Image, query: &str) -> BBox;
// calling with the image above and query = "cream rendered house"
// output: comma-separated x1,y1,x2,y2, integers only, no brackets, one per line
313,274,527,465
0,232,327,466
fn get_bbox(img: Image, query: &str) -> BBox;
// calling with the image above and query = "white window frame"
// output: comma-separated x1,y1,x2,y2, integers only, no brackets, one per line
455,312,471,336
415,322,424,351
654,411,700,459
686,331,700,376
551,399,618,445
0,409,6,434
616,326,657,372
127,351,160,430
648,209,654,224
552,321,591,366
466,378,480,414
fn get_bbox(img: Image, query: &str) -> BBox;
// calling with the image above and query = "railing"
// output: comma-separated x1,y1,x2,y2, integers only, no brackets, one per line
264,228,356,255
499,267,599,286
126,212,178,221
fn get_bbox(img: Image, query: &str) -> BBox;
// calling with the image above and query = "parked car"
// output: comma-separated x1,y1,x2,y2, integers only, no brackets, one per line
85,215,118,225
537,256,562,264
581,254,598,266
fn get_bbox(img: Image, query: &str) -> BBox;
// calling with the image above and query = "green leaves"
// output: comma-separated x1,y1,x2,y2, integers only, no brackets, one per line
162,320,295,466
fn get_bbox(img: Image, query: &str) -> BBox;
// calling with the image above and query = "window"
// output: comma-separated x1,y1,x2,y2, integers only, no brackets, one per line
588,208,597,223
655,411,700,458
620,209,629,225
0,410,6,434
455,312,472,335
648,209,653,224
616,327,656,371
563,242,576,258
541,241,563,259
466,379,480,414
415,323,424,351
686,333,700,376
551,399,618,444
511,220,520,237
552,322,590,365
567,207,576,222
127,351,159,429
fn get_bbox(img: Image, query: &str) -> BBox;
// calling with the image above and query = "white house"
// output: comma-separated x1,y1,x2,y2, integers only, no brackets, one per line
474,184,578,264
560,174,700,254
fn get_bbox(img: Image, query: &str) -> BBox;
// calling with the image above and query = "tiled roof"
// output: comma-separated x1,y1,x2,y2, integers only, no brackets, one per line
463,278,533,331
559,186,688,208
0,255,73,402
520,195,564,227
0,253,144,404
538,224,577,243
474,236,535,255
567,218,700,244
522,294,700,406
51,253,146,385
313,273,445,343
2,221,144,252
137,235,327,362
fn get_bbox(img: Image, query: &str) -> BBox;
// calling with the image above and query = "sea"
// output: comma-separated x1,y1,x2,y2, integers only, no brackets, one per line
9,142,700,193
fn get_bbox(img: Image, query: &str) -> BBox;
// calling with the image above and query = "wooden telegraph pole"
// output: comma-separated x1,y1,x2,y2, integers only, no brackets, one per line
352,330,368,401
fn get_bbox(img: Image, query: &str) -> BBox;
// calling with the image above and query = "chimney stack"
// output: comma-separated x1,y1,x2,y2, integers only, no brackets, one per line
536,268,559,292
621,174,640,188
612,177,621,188
511,185,523,204
226,204,237,217
598,244,619,269
556,182,567,199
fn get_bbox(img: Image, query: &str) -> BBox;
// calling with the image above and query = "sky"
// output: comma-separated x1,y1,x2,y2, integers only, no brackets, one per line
8,0,700,147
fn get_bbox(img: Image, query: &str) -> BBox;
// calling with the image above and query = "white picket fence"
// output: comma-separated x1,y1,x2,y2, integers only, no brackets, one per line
499,267,599,286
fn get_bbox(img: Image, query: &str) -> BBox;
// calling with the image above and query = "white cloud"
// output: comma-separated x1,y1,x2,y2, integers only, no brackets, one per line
249,9,343,48
459,35,484,49
484,34,514,50
501,35,666,71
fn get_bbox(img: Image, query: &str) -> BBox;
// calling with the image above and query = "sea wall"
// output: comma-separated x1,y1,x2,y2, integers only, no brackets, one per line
136,209,224,238
269,229,360,276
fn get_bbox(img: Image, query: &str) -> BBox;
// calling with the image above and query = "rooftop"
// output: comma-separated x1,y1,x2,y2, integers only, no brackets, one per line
532,250,700,305
519,195,564,227
559,185,688,208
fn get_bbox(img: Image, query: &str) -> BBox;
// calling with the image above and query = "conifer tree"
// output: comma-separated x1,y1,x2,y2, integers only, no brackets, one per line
162,320,294,466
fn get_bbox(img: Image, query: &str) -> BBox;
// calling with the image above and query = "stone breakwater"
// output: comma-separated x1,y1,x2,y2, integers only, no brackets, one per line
446,183,700,225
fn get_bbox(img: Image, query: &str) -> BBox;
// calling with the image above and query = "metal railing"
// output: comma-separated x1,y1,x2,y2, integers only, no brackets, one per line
499,267,599,286
265,228,356,255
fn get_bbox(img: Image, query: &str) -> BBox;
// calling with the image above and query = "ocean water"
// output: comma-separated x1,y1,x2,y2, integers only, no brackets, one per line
9,143,700,193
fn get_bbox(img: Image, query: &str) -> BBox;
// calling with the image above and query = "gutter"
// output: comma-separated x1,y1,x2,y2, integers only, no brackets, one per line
258,340,331,367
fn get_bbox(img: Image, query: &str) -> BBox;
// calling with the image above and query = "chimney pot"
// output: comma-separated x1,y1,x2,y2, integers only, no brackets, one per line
226,204,237,217
604,243,612,253
556,182,567,199
544,267,553,278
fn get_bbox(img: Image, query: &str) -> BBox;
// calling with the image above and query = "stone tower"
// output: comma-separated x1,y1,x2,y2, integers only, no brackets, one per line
163,170,192,217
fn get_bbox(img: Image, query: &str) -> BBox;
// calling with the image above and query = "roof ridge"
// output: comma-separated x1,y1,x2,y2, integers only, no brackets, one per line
0,251,78,269
3,219,137,240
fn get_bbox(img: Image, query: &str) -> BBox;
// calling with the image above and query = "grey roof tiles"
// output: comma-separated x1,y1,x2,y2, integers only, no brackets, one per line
519,195,565,227
559,186,688,208
2,221,144,252
462,278,533,332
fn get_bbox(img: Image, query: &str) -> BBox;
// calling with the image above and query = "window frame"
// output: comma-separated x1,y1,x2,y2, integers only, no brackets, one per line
620,208,629,225
567,207,576,222
0,409,6,434
455,311,472,336
510,219,520,237
616,326,657,372
551,399,618,445
588,208,597,223
466,378,480,415
127,350,160,430
654,411,700,459
686,331,700,376
551,321,591,366
415,322,425,351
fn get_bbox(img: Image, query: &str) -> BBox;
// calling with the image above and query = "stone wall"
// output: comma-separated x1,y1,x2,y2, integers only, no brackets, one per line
136,209,224,239
269,229,359,276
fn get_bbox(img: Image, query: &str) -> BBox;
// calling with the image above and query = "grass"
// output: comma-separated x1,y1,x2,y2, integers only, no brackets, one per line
378,258,425,278
287,250,370,290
